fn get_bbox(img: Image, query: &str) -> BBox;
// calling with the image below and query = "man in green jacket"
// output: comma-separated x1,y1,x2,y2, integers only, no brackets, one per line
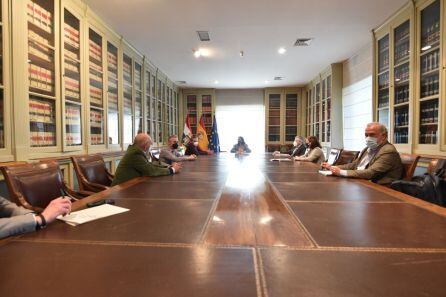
111,133,181,186
323,122,403,185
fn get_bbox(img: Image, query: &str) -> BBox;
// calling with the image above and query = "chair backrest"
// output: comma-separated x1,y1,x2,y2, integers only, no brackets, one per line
71,154,112,189
400,153,420,180
334,150,360,166
0,162,67,211
326,148,342,165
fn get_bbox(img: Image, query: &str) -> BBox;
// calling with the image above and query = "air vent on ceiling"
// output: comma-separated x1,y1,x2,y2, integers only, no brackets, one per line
274,76,284,81
176,81,187,85
197,31,210,42
294,38,313,47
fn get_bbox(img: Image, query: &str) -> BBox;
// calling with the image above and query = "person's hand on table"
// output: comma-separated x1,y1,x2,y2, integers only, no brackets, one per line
321,162,331,169
40,197,72,224
329,166,341,176
272,151,280,157
187,155,196,161
171,162,182,173
294,156,302,161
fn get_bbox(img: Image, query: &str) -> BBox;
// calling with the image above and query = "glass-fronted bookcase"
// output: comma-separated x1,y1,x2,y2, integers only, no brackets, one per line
305,63,343,151
182,89,216,139
373,0,445,156
265,88,302,146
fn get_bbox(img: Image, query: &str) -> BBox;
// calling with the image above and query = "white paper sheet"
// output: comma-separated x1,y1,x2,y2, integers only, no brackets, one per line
270,158,292,162
57,204,130,226
318,170,333,176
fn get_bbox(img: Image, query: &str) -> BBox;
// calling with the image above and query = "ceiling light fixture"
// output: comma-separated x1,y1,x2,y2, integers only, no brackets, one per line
278,47,287,54
197,31,210,42
264,80,270,84
193,48,210,58
274,76,284,81
294,38,313,47
193,49,201,58
214,80,219,84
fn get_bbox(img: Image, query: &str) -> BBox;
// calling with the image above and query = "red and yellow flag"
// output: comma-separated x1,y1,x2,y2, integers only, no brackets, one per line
197,115,209,151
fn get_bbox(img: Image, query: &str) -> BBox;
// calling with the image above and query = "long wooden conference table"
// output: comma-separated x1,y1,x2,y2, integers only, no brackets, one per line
1,153,446,296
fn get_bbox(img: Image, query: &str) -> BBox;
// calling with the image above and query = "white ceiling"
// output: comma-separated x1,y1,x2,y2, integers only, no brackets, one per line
84,0,407,89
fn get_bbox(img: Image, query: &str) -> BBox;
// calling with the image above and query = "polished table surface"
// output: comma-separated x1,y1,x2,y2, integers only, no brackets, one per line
1,153,446,297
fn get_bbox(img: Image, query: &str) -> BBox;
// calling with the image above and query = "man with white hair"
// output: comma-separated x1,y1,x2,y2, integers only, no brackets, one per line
322,122,403,185
112,133,181,186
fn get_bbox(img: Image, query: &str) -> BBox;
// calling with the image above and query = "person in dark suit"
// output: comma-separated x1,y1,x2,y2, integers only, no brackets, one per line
322,122,403,185
185,135,213,156
272,136,306,158
0,196,71,239
112,133,182,186
230,136,251,154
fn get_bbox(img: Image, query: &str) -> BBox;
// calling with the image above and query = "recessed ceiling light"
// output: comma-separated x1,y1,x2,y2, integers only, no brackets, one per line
294,38,313,47
197,31,210,42
193,49,201,58
278,47,286,54
193,48,210,58
264,80,270,84
214,80,219,84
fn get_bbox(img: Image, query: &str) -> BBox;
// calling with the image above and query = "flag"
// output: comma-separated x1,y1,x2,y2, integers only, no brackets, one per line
197,115,209,151
209,115,220,153
181,114,193,145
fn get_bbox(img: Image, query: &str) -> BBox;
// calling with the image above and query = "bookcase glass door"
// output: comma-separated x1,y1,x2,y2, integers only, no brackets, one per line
418,0,440,145
285,93,298,142
201,95,212,138
315,83,321,139
186,95,197,134
134,62,142,136
326,76,332,142
393,20,410,144
377,34,390,130
63,9,81,146
88,28,104,145
123,54,133,144
107,42,118,145
268,93,281,142
0,1,4,148
145,70,151,135
27,0,57,147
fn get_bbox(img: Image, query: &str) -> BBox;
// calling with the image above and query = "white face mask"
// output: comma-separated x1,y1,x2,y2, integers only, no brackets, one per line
293,141,298,147
193,141,199,147
365,137,379,150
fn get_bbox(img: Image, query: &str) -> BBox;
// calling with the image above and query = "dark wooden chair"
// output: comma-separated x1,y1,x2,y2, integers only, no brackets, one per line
71,154,114,192
0,162,90,212
400,153,420,180
326,148,342,165
334,150,360,166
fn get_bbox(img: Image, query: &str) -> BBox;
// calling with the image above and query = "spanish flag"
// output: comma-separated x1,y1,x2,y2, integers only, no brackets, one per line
197,115,209,151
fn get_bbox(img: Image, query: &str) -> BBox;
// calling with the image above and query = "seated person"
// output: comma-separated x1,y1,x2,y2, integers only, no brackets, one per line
160,135,196,165
322,122,403,185
294,136,325,165
112,133,181,186
230,136,251,154
273,136,306,158
185,135,213,156
1,196,71,239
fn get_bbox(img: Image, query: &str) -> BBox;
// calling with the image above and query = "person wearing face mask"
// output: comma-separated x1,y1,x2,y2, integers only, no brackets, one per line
272,136,306,158
185,135,212,156
294,136,325,164
230,136,252,154
160,135,197,165
111,133,181,186
322,122,403,185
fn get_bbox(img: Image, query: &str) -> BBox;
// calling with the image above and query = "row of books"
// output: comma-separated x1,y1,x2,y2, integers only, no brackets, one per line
394,130,409,144
64,23,79,49
64,57,80,73
29,100,54,124
421,50,440,74
394,109,409,127
379,52,390,73
29,33,53,62
26,1,53,34
420,101,438,124
108,92,118,111
64,76,80,99
419,128,438,145
421,76,439,98
90,69,103,83
378,72,390,89
30,130,56,147
29,64,54,93
394,41,410,64
135,68,142,90
395,24,410,42
65,106,81,125
202,106,212,113
90,110,103,128
422,21,440,47
66,133,82,146
394,63,409,82
107,51,118,69
89,40,102,64
395,86,409,105
90,134,103,145
90,86,103,105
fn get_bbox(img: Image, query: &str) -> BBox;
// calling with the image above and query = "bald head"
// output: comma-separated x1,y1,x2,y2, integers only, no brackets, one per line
134,133,152,151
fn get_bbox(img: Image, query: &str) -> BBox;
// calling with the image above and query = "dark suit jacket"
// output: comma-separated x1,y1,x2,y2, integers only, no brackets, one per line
0,196,36,239
185,143,208,156
111,145,172,186
288,145,306,157
338,141,403,185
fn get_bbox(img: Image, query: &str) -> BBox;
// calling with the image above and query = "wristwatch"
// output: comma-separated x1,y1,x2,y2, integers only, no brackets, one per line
35,213,47,230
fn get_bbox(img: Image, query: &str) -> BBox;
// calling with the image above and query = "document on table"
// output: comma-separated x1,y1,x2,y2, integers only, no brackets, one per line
57,204,130,226
270,158,292,162
318,170,333,176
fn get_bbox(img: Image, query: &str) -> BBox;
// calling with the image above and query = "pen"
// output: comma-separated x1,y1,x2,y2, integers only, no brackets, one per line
61,188,78,201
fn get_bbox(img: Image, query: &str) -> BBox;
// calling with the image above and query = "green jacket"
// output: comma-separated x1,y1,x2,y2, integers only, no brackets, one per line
111,144,172,186
338,141,403,185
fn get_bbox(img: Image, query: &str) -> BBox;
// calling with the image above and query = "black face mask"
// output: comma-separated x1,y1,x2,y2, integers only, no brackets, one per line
172,142,179,149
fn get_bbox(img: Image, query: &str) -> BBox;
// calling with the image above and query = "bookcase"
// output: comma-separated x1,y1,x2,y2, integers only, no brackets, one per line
305,64,343,150
182,89,216,139
265,88,303,146
8,0,179,161
373,0,445,156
